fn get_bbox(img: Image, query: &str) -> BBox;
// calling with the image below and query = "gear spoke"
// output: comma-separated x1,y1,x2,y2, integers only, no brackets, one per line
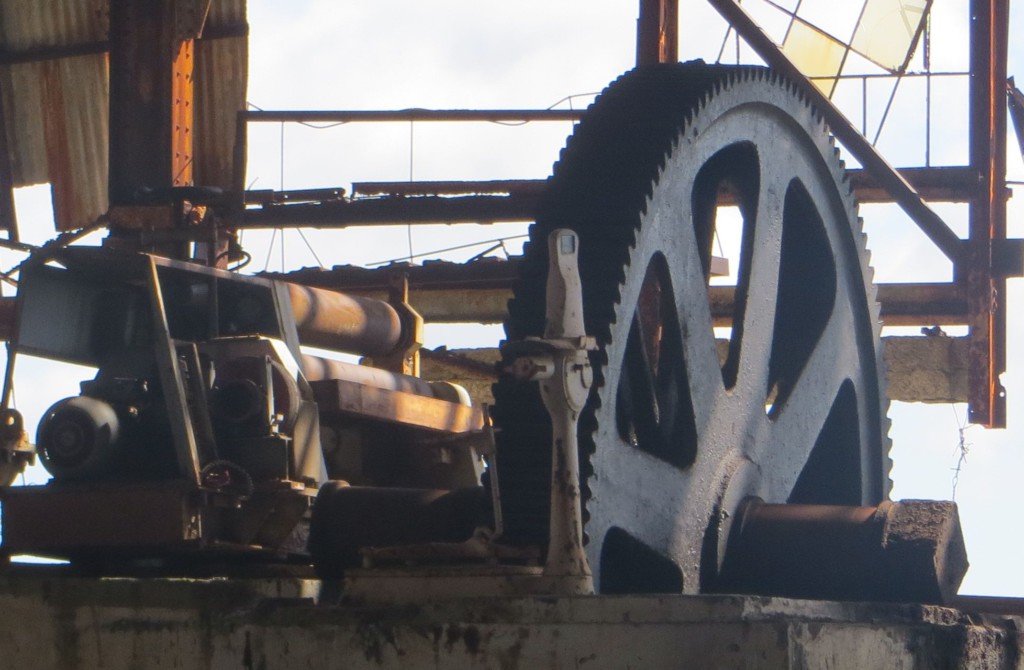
733,166,788,408
754,311,851,484
495,63,890,593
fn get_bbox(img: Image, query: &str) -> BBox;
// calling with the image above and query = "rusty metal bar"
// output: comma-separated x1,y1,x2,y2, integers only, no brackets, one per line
848,166,979,204
707,0,963,264
352,180,547,197
965,0,1009,427
278,258,971,325
637,0,679,66
243,109,583,124
108,0,195,206
242,194,540,228
236,167,979,230
0,79,17,241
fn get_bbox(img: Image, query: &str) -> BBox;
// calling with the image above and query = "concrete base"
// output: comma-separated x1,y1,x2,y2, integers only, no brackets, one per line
0,566,1020,669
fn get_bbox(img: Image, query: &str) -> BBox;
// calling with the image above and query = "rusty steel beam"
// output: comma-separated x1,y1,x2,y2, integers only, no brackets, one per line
0,80,16,241
108,0,196,206
966,0,1009,427
707,0,964,264
847,166,979,204
637,0,679,66
242,194,540,228
275,262,970,326
236,167,979,230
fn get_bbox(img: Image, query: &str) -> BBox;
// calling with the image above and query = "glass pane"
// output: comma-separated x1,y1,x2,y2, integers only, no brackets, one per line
782,20,847,95
850,0,930,72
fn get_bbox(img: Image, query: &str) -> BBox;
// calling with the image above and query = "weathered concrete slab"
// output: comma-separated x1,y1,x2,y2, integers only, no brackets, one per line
0,566,1020,669
422,337,971,407
884,335,969,404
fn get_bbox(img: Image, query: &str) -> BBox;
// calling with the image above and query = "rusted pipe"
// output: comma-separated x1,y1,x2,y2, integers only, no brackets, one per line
714,498,968,604
287,284,404,357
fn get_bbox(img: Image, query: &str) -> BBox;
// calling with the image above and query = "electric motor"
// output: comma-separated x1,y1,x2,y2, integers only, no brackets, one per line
36,396,122,481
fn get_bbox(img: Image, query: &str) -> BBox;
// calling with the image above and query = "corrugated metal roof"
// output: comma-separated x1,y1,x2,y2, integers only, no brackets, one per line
0,0,247,231
195,0,247,191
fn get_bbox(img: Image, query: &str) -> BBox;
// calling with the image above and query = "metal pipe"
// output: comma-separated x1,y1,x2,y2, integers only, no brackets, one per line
286,283,404,357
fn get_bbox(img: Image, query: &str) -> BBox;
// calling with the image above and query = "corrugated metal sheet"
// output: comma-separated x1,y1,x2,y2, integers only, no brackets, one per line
1,0,108,230
0,0,246,230
196,0,247,191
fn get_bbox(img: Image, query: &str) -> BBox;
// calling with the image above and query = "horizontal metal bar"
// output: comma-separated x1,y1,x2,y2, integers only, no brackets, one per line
810,71,967,81
275,262,970,326
238,166,979,230
242,109,583,124
0,23,249,67
352,180,547,197
848,166,979,204
242,194,540,228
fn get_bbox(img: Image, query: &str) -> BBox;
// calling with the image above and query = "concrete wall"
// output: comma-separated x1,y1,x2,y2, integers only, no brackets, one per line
0,568,1020,669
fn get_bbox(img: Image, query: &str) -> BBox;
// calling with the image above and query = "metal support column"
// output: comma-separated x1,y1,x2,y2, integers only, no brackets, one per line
108,0,197,207
0,82,18,242
637,0,678,66
966,0,1009,427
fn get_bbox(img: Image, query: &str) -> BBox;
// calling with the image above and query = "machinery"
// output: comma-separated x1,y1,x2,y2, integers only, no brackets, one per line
0,247,485,561
0,60,966,604
0,0,1011,616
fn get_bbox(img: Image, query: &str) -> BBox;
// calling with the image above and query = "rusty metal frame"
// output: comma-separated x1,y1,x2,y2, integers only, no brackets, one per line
966,0,1009,427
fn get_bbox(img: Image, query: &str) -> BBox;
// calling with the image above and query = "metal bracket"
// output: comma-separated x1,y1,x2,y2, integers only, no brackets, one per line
504,229,596,595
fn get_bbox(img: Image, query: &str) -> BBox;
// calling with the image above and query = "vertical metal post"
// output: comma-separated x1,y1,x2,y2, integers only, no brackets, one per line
108,0,195,206
966,0,1008,427
637,0,678,66
0,85,18,242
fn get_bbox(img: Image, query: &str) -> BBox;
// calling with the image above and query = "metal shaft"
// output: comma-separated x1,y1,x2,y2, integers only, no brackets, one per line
287,283,405,357
715,498,969,604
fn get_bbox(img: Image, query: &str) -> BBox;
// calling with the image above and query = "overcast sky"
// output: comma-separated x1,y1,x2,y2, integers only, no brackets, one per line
8,0,1024,597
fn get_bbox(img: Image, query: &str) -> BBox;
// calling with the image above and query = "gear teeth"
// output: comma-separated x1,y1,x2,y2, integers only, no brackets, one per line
494,62,894,549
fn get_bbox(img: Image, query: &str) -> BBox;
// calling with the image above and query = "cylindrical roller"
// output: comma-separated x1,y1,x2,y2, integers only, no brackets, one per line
301,354,471,405
714,498,968,604
309,484,489,578
302,355,433,395
287,283,404,357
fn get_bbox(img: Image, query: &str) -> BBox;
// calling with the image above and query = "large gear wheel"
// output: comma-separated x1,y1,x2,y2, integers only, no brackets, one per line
493,62,891,594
